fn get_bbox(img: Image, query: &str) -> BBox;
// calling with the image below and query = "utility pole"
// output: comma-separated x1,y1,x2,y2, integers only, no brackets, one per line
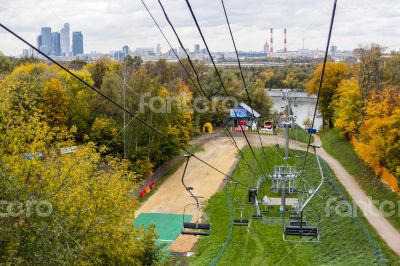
280,180,287,214
282,90,295,160
123,65,127,158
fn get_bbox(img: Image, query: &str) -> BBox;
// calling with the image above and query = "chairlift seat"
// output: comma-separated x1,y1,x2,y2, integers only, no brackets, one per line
284,226,318,237
289,221,307,226
233,218,249,226
252,214,263,220
182,222,211,236
181,231,210,236
183,222,210,230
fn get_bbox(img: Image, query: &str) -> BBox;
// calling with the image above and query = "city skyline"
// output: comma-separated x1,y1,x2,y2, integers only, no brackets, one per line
35,23,83,57
2,0,400,56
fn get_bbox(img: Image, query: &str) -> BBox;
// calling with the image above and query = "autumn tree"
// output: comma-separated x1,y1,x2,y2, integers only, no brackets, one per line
0,72,164,264
355,87,400,180
306,62,348,128
354,44,382,101
333,79,363,137
39,78,70,127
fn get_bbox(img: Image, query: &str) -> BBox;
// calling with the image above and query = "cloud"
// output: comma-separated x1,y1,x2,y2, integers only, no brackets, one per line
1,0,400,56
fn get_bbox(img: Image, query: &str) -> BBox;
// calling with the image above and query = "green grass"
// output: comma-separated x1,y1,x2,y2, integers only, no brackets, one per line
189,147,400,265
277,124,314,144
319,129,400,231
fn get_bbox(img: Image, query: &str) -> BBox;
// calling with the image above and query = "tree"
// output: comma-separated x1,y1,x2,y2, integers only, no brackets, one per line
39,78,70,127
306,62,348,128
333,79,363,137
355,87,400,180
383,51,400,86
241,79,272,121
0,78,164,264
354,44,382,101
85,57,109,88
68,59,87,70
90,117,120,152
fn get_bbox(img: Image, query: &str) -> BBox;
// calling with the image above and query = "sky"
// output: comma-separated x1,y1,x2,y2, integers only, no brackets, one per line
1,0,400,56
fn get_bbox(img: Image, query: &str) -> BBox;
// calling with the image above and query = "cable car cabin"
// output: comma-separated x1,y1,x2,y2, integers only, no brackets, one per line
182,222,211,236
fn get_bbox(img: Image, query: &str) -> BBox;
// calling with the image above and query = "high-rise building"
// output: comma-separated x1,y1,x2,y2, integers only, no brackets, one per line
22,49,30,57
40,27,52,55
36,35,42,49
72,31,84,55
60,23,70,56
194,44,200,53
51,32,61,56
122,45,130,57
156,43,161,55
263,40,269,54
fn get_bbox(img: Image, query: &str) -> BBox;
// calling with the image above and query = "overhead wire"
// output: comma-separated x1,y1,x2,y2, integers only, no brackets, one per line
152,0,260,178
220,0,272,174
0,22,251,189
184,0,269,181
300,0,338,177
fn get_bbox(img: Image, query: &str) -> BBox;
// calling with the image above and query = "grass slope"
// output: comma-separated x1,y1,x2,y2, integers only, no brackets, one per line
189,147,400,265
319,129,400,231
277,123,313,144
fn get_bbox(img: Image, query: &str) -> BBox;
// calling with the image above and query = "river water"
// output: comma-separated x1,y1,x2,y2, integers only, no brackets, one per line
267,90,323,130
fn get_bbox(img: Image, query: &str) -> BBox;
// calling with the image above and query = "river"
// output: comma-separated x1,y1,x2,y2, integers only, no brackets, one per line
267,90,323,129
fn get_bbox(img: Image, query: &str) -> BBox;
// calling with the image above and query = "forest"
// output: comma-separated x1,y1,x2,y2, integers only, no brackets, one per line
307,45,400,183
0,44,399,263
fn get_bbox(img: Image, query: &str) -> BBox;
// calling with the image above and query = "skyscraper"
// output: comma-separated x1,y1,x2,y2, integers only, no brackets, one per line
60,23,70,56
72,31,83,55
156,43,161,55
36,35,42,49
122,45,130,57
194,44,200,54
40,27,52,55
51,32,61,56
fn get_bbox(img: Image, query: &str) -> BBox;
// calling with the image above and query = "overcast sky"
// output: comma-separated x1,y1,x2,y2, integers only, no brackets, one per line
1,0,400,56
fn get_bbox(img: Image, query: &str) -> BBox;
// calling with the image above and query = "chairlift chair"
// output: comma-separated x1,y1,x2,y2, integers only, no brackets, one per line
181,154,211,236
232,181,249,227
282,144,323,242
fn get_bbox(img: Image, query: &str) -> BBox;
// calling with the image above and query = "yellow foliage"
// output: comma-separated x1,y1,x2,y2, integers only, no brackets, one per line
39,78,70,126
306,62,349,127
333,79,363,135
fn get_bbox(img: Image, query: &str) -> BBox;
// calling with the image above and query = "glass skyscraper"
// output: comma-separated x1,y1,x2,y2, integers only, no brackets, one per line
51,32,61,56
40,27,52,55
60,23,70,56
72,31,83,56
